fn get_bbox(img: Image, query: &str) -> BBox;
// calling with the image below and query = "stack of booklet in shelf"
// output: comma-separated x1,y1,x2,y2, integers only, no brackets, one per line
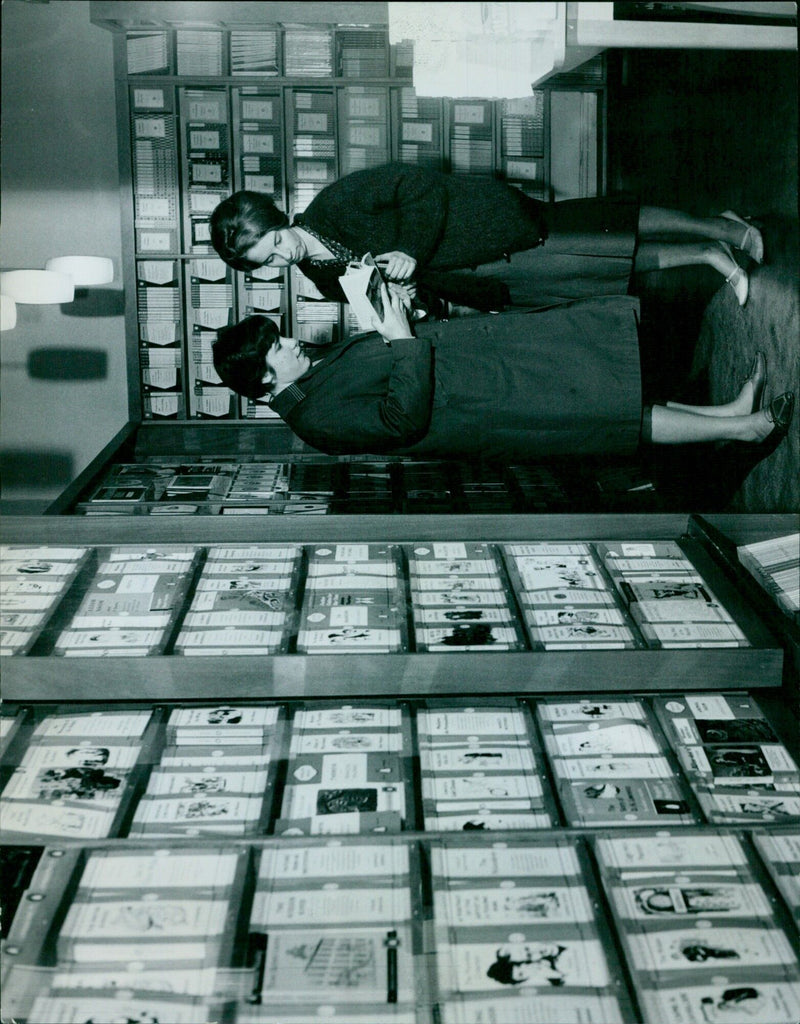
407,541,525,650
297,543,407,652
275,704,409,835
417,703,553,830
0,545,89,655
738,533,800,619
244,842,417,1022
536,699,696,827
129,704,282,836
595,831,800,1024
26,845,245,1023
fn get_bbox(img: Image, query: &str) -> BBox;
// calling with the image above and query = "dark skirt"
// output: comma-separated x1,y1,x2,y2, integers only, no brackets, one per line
466,194,640,308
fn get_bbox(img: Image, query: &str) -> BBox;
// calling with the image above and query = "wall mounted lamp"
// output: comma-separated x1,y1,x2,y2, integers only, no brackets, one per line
0,256,114,330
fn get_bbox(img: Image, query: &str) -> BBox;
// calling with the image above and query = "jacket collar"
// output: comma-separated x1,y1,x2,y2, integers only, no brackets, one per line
268,332,374,418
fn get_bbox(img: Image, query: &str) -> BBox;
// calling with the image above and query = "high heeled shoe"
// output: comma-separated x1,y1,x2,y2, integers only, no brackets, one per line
718,241,748,307
742,351,767,412
733,392,795,462
720,210,764,264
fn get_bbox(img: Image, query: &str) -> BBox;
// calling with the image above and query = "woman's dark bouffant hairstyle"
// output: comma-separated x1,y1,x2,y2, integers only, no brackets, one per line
213,316,280,400
209,191,290,271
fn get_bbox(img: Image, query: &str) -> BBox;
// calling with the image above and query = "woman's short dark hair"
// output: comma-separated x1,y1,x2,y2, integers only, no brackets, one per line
210,191,290,271
213,315,280,399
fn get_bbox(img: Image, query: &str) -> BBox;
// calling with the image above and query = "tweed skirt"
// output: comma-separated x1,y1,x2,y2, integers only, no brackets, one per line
466,194,640,308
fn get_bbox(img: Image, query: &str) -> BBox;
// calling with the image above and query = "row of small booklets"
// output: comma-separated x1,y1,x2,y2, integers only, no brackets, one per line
8,831,800,1023
0,538,753,656
3,694,800,842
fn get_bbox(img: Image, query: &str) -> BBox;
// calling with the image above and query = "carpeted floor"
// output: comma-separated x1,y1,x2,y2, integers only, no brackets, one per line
607,47,799,512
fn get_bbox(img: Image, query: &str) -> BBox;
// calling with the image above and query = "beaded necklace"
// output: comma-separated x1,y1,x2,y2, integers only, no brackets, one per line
294,222,356,266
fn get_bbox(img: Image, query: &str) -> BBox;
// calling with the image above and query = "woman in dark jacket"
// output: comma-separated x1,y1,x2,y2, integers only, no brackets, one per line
211,291,792,462
210,163,762,311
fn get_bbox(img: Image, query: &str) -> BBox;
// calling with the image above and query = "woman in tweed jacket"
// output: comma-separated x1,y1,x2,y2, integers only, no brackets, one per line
211,163,762,312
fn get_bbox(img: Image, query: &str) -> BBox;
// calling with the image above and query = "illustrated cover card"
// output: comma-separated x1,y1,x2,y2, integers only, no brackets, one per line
417,709,529,740
79,848,242,893
0,558,82,578
425,810,553,831
130,794,264,833
526,606,628,627
411,588,509,608
517,588,617,608
557,778,694,826
410,577,505,593
294,708,402,731
281,782,405,821
595,833,749,871
422,774,543,803
180,606,290,630
144,768,269,797
625,925,798,975
639,980,800,1024
296,626,405,652
17,741,142,771
639,620,749,648
677,744,800,786
301,604,405,631
415,607,516,625
2,760,132,809
506,553,609,593
205,544,300,561
273,814,406,840
303,589,402,610
26,994,212,1024
32,710,153,740
194,574,292,592
537,700,646,722
259,926,414,1005
431,843,581,880
415,624,524,651
625,589,735,624
652,693,779,748
158,744,274,768
95,558,196,575
421,745,536,773
696,789,800,824
504,542,593,558
594,541,687,561
1,610,47,629
0,545,88,562
527,623,638,649
251,886,413,929
287,753,403,787
53,628,164,656
50,965,220,996
290,731,403,754
104,545,199,561
201,559,297,576
408,559,503,578
258,844,410,884
307,543,400,563
305,575,402,592
541,720,664,758
607,874,775,922
439,993,624,1024
57,897,230,956
436,937,611,993
173,628,286,653
434,884,595,927
551,755,675,780
0,799,118,839
167,704,278,735
79,572,189,610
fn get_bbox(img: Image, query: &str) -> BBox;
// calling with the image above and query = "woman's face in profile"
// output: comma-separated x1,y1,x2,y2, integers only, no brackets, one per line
245,227,307,267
